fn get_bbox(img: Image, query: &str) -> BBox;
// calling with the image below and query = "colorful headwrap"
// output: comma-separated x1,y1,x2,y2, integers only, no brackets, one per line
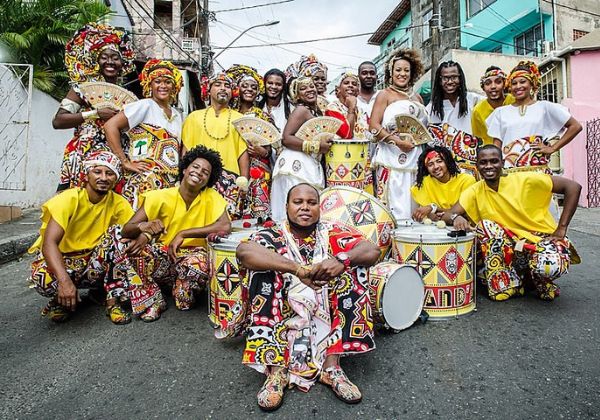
337,71,359,87
65,22,135,83
138,59,183,103
480,68,507,88
83,150,121,179
200,72,235,103
506,60,541,91
424,150,441,164
289,76,314,102
285,54,328,80
226,64,265,94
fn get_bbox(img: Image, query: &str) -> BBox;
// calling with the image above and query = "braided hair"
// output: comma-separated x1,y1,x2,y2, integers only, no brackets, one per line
415,145,460,188
430,61,468,120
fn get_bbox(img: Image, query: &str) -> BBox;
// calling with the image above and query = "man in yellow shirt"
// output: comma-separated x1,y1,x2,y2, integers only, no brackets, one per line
443,145,581,302
181,72,249,216
28,151,134,324
471,66,515,145
118,145,231,321
411,146,476,222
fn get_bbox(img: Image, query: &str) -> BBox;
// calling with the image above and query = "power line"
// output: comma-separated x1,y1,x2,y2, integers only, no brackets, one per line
213,0,294,13
541,0,600,18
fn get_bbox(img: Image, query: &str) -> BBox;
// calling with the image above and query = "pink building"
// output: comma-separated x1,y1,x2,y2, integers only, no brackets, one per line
540,30,600,207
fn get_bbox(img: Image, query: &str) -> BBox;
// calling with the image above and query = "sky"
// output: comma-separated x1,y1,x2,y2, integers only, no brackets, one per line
207,0,400,78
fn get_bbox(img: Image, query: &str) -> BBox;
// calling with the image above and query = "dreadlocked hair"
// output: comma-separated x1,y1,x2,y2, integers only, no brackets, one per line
431,61,468,120
178,145,223,188
384,48,423,87
258,68,292,121
415,145,460,188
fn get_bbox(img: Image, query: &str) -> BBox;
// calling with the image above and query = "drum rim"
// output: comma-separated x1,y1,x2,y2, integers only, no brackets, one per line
320,185,396,226
210,231,256,250
392,227,475,243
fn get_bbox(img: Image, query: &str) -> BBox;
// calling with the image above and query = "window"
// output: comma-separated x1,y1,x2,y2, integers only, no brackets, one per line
573,29,589,41
386,38,396,48
514,23,544,56
467,0,498,18
490,45,502,54
422,9,433,41
154,0,173,30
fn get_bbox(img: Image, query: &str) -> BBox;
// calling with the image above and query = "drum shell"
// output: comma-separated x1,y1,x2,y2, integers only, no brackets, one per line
208,230,255,338
320,186,396,262
368,261,424,331
392,227,476,319
325,139,370,189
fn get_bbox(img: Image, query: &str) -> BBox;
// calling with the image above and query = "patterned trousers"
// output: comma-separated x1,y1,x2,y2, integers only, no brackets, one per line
29,228,129,303
476,220,571,301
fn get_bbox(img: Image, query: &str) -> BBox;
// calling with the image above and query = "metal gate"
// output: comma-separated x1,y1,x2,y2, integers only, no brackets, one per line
0,63,33,191
587,118,600,208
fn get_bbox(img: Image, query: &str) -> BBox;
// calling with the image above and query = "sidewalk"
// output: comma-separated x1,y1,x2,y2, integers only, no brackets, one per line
0,206,599,265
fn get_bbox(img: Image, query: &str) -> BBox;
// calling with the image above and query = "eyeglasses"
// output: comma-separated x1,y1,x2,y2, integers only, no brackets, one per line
440,75,460,82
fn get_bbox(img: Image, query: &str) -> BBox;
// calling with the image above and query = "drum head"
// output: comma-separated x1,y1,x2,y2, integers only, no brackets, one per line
381,265,425,331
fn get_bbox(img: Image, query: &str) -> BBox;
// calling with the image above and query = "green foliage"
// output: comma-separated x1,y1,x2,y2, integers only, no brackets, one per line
0,0,112,99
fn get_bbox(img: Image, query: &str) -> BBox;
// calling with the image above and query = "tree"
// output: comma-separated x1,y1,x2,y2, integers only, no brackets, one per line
0,0,111,98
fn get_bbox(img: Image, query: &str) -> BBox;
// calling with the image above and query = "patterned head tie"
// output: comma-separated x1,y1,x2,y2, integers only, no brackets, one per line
209,72,235,88
337,71,359,87
226,64,265,94
506,60,541,91
139,59,183,103
424,150,441,164
65,22,135,83
289,76,314,102
84,150,122,179
285,54,328,80
480,68,507,88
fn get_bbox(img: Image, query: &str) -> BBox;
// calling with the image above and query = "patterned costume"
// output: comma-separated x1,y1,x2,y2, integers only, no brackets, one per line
459,172,575,301
285,54,329,112
115,187,228,312
58,23,135,191
243,222,375,391
118,60,183,209
226,65,274,220
428,123,483,177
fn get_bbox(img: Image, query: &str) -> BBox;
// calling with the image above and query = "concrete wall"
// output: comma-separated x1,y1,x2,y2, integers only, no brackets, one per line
1,89,69,208
549,0,600,50
561,50,600,207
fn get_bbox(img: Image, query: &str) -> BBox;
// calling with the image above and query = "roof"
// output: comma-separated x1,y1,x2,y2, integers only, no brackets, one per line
367,0,411,45
569,29,600,52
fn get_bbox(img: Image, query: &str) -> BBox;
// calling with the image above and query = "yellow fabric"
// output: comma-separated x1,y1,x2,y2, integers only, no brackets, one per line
141,186,228,247
181,107,247,175
29,188,134,254
459,172,557,243
411,173,476,209
471,94,515,145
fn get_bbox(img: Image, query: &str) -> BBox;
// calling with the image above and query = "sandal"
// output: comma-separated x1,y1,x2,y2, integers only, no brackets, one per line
42,301,70,323
320,365,362,404
106,303,132,325
140,300,165,323
489,286,524,302
257,369,288,412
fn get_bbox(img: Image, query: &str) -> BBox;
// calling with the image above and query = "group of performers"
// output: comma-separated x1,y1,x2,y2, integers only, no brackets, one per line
28,22,584,412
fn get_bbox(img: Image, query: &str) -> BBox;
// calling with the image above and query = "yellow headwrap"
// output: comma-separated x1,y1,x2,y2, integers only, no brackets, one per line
138,59,183,103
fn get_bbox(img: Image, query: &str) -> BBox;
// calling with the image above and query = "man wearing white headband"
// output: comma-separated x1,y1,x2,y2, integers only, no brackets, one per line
28,151,135,324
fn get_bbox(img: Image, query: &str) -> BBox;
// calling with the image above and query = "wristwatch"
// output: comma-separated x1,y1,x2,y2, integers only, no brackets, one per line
429,203,438,214
335,252,352,269
450,213,460,223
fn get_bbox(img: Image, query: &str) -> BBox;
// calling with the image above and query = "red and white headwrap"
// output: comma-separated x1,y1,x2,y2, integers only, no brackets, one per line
83,151,122,179
506,60,541,91
424,150,441,164
480,68,507,88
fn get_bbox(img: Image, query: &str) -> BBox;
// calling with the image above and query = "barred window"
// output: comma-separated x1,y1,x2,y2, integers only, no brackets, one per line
467,0,498,18
514,23,544,56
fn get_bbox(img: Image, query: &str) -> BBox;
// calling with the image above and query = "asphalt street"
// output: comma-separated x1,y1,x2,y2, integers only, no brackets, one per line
1,230,599,420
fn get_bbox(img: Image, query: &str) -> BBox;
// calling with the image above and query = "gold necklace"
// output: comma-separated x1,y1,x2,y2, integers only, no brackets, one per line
203,106,231,140
389,84,410,96
518,100,536,117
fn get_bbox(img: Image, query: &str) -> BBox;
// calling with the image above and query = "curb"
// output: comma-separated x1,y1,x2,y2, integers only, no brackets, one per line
0,232,37,265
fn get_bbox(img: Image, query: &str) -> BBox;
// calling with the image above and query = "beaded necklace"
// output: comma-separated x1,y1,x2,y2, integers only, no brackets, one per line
203,106,231,140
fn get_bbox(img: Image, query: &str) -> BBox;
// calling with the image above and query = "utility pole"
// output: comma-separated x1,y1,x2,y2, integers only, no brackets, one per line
430,0,441,88
199,0,212,75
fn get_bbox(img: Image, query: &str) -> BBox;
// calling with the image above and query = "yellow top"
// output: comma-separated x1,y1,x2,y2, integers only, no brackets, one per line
459,172,557,243
29,188,134,254
471,94,515,145
411,173,476,209
141,186,228,248
181,107,247,175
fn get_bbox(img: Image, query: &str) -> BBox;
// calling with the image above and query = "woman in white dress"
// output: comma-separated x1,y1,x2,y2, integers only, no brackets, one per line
270,77,331,220
104,59,183,209
369,49,428,222
486,60,582,172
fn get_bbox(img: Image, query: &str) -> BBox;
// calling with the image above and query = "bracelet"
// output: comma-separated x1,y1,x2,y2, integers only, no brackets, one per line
302,140,320,155
81,109,99,121
370,127,383,137
430,203,438,214
141,232,153,241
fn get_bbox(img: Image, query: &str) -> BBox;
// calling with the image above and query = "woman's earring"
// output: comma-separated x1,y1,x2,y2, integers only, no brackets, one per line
529,88,535,98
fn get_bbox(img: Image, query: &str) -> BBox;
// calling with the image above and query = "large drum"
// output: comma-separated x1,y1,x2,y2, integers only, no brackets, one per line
368,261,425,331
320,186,396,261
325,139,370,189
392,225,476,319
208,230,257,339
